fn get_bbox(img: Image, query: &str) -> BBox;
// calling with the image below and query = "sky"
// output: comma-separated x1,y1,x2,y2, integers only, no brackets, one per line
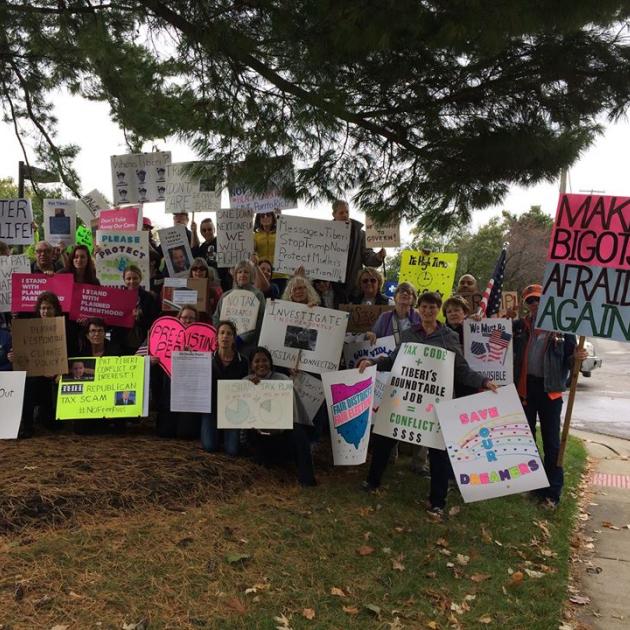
2,89,630,242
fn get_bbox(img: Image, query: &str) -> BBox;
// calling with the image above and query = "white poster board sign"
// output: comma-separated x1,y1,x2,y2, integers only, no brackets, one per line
292,372,325,423
322,367,376,466
111,151,171,205
95,230,150,288
373,342,454,449
372,371,390,414
365,217,400,248
215,207,254,268
165,161,222,213
219,288,261,335
437,385,549,502
0,199,34,245
463,318,514,387
0,371,27,439
259,300,348,374
158,225,194,278
0,254,30,311
217,379,293,429
78,188,110,223
343,335,396,369
170,351,213,413
274,215,350,282
43,199,76,247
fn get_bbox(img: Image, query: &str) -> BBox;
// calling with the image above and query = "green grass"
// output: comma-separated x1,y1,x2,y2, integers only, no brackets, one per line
0,437,587,629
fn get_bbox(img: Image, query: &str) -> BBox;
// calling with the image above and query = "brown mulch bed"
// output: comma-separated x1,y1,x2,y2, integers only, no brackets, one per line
0,431,274,534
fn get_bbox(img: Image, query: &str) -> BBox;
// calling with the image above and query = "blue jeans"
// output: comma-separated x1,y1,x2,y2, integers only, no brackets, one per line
523,376,564,502
200,414,239,455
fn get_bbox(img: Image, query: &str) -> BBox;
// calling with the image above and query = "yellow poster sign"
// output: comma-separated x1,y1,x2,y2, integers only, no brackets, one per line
399,251,458,297
56,356,145,420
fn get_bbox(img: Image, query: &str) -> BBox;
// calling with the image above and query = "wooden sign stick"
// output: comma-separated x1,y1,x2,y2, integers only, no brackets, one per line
557,335,585,466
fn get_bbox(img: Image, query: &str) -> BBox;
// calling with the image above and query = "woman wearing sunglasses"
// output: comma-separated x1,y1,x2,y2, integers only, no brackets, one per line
352,267,389,305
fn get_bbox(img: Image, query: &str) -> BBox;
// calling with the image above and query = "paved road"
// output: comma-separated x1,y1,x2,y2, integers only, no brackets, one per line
569,338,630,440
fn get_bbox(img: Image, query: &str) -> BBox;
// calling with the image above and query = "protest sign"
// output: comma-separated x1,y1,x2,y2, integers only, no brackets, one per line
162,278,208,312
95,230,150,288
216,207,255,268
0,372,27,440
111,151,171,205
56,356,145,420
12,316,68,377
499,291,519,317
158,225,194,277
373,342,454,449
219,288,261,335
365,217,400,248
463,318,513,387
70,284,137,328
11,273,74,312
165,161,222,213
274,215,350,282
148,316,217,376
343,335,396,369
170,351,213,413
77,189,110,223
43,199,76,247
339,304,393,333
75,224,94,254
399,251,458,297
322,366,376,465
292,372,325,423
458,291,483,314
537,193,630,342
0,199,34,245
217,379,293,429
0,255,29,311
228,156,297,213
437,385,549,502
259,300,348,374
98,206,141,231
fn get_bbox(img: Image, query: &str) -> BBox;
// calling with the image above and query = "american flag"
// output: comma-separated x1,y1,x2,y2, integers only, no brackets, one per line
470,341,487,361
488,329,512,362
477,248,507,317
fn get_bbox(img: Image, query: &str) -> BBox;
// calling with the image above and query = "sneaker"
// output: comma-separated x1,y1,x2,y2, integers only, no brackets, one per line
542,498,559,511
361,480,378,493
426,506,444,518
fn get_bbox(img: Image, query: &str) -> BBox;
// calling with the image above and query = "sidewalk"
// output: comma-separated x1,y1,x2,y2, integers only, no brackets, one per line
570,429,630,629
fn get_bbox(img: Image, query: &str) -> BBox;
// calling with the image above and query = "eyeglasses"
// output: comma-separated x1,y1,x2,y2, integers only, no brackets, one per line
362,278,378,284
525,296,540,305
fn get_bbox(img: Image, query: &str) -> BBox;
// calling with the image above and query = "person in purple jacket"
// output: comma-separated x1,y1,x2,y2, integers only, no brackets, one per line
366,282,419,346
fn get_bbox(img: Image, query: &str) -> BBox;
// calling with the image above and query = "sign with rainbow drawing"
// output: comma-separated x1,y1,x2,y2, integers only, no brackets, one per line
436,385,549,503
322,366,376,465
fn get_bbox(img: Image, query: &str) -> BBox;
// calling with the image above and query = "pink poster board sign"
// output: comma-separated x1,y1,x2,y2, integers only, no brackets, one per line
69,284,137,328
98,206,141,231
148,316,217,376
11,273,74,312
548,193,630,270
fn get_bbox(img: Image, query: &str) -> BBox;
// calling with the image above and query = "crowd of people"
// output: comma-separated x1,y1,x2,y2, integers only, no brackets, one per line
0,199,587,512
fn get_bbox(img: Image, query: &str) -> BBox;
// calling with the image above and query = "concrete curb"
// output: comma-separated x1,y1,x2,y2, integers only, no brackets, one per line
569,429,630,629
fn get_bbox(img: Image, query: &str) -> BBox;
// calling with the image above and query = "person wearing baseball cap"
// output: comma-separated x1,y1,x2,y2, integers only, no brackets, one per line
513,283,588,509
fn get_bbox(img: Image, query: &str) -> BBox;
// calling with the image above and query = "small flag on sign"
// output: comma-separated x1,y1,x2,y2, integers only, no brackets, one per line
470,341,487,361
487,329,512,361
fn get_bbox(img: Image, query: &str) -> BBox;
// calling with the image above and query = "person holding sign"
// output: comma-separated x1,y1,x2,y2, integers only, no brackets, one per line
245,347,316,486
513,284,587,508
31,241,63,274
367,282,419,345
253,210,287,295
358,291,498,517
331,199,386,305
189,257,223,317
9,292,67,438
111,266,160,354
213,260,264,358
201,320,249,455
